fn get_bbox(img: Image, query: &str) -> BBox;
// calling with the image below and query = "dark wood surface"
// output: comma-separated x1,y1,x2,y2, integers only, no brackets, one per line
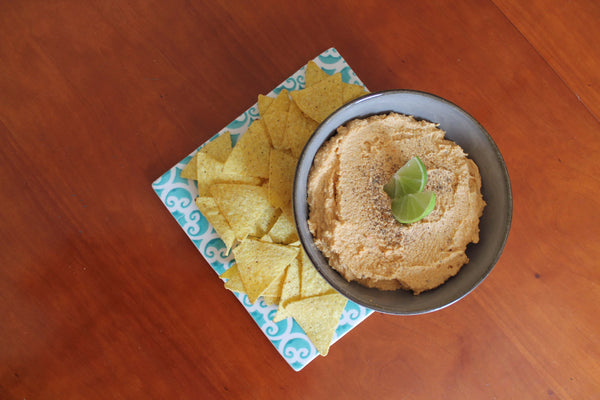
1,1,599,398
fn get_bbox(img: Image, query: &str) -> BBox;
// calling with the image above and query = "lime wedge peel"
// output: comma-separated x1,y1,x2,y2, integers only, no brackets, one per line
385,156,436,224
391,191,436,224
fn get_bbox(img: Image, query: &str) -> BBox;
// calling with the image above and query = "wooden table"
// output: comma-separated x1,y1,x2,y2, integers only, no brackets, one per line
2,1,599,398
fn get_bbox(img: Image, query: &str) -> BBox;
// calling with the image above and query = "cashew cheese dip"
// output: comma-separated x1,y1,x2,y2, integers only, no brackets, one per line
307,113,486,294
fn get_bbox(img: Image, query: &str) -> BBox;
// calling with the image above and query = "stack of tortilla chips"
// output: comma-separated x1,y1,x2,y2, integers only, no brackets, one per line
181,61,368,356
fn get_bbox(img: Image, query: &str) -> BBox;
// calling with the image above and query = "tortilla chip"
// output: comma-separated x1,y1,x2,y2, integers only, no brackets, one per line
263,89,290,150
196,153,225,196
285,293,347,356
286,99,320,158
181,132,233,181
233,238,299,303
300,249,335,298
258,94,274,117
268,209,299,244
200,131,232,163
262,262,288,298
222,119,271,178
255,207,281,238
220,264,246,293
210,184,272,241
268,150,297,209
342,82,368,103
260,234,273,243
279,202,294,221
263,296,280,306
273,257,301,322
214,174,262,186
195,197,236,253
290,72,343,123
220,264,239,280
180,153,199,180
305,60,330,87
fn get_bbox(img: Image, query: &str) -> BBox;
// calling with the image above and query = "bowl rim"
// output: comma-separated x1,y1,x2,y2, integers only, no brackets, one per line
292,89,512,315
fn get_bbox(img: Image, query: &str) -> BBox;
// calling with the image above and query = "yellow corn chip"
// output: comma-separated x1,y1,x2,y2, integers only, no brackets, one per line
263,296,280,306
200,131,232,163
233,238,299,303
210,184,272,241
268,209,299,244
268,149,297,209
290,72,343,123
262,262,288,298
196,153,224,196
300,249,335,298
258,94,274,117
260,234,273,243
180,153,199,179
220,264,239,280
342,82,368,103
305,60,330,87
195,197,236,253
286,99,319,158
273,256,301,322
220,264,246,293
222,119,271,178
263,89,290,150
280,202,294,221
254,207,281,238
181,132,233,180
285,293,347,356
214,174,262,186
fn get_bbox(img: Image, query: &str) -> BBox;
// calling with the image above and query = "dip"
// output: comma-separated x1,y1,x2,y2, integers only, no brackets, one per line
307,113,485,294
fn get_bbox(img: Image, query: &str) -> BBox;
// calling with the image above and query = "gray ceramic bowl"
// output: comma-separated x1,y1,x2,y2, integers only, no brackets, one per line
293,90,512,315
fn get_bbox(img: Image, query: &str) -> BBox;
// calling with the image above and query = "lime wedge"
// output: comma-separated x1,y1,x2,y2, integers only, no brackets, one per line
391,191,436,224
384,156,427,198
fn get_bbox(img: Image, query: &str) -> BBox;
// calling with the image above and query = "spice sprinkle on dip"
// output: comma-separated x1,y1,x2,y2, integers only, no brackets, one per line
307,112,486,295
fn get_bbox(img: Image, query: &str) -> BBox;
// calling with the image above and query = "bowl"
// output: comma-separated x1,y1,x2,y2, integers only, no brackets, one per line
293,90,512,315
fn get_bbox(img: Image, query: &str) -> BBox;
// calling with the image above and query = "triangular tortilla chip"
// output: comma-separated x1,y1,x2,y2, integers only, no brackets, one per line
233,238,299,303
285,99,319,158
258,94,274,117
196,154,224,196
262,262,288,298
268,149,297,209
342,82,368,104
181,132,233,180
214,174,262,186
222,119,271,178
200,131,232,163
290,72,343,123
195,197,236,253
210,184,272,241
300,249,335,298
254,206,281,238
273,256,301,322
220,264,246,293
180,153,199,180
268,209,299,244
263,296,280,306
305,60,330,87
263,89,290,150
285,293,347,356
220,263,239,279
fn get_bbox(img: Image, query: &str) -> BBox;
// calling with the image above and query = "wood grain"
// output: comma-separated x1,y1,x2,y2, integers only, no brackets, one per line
492,0,600,121
1,0,599,399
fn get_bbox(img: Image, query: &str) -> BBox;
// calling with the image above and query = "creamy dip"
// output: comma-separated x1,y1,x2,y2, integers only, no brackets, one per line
307,113,485,294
